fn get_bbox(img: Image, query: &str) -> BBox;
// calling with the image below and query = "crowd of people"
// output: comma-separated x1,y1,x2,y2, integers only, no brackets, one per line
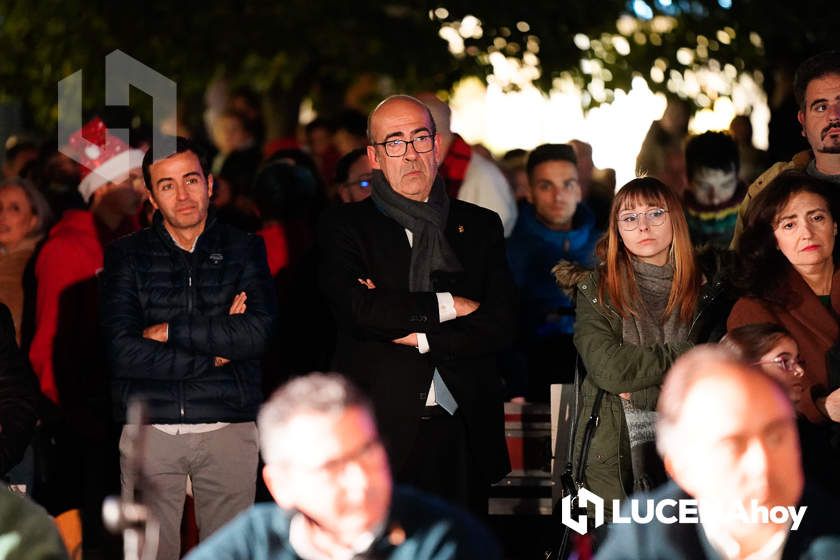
0,49,840,559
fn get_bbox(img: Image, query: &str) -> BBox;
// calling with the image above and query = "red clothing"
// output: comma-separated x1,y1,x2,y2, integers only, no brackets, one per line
29,210,134,403
439,134,472,199
728,267,840,424
256,222,289,277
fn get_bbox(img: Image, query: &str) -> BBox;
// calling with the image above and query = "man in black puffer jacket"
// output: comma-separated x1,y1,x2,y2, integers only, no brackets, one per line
101,137,276,560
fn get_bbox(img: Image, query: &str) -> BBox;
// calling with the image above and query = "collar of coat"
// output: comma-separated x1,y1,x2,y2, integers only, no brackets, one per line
152,206,218,252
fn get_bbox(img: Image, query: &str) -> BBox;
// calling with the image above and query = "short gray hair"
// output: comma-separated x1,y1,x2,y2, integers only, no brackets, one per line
257,372,373,465
0,177,53,238
366,94,437,145
656,344,772,458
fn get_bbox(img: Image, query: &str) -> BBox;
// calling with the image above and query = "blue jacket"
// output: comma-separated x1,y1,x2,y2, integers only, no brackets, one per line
101,211,277,424
507,202,599,337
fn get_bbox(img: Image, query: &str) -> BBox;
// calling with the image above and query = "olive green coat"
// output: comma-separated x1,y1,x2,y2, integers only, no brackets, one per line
569,267,730,516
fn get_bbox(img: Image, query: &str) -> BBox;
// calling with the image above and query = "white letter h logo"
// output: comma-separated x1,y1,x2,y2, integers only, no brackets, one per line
561,487,604,535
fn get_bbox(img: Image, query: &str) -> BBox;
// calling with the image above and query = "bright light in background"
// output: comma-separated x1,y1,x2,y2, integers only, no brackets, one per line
451,77,665,187
633,0,654,20
689,71,769,150
449,72,768,187
436,9,768,188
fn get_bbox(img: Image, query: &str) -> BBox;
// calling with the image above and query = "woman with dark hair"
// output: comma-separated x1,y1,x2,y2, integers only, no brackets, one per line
721,323,805,403
565,177,730,518
722,322,840,497
728,171,840,424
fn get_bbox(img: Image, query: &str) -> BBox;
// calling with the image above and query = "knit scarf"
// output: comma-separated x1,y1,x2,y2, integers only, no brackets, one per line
622,258,688,346
620,257,689,492
370,170,462,292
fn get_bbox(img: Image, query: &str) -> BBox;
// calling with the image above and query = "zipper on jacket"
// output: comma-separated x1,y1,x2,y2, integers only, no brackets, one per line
179,251,194,314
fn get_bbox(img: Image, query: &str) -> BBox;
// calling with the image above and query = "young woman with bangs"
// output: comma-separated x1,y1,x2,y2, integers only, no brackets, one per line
565,177,732,523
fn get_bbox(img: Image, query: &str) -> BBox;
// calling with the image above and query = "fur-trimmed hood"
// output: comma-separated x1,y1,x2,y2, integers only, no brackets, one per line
552,260,593,298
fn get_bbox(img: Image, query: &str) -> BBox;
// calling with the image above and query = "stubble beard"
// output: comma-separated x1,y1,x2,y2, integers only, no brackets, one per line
817,145,840,154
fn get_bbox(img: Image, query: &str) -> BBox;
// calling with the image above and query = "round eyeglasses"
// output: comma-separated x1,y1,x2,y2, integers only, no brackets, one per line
374,134,435,157
617,208,669,231
754,356,805,375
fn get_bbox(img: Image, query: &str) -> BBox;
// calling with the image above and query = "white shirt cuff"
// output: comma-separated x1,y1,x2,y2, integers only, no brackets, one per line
436,292,456,323
416,333,430,354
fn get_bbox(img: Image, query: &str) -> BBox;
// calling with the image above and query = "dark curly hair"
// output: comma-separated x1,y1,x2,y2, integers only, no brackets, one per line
735,171,838,303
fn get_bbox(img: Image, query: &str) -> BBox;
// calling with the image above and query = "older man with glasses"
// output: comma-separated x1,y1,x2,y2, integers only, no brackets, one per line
317,95,517,517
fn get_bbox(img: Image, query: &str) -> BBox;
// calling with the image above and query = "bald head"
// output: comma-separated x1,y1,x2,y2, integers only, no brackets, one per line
656,344,803,534
657,345,794,458
367,95,436,145
366,95,442,201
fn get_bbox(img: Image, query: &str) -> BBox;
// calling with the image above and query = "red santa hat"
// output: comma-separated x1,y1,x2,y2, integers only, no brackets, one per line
65,117,145,203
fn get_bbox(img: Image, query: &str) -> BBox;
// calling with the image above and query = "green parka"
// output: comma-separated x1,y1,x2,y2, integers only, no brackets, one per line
561,255,732,516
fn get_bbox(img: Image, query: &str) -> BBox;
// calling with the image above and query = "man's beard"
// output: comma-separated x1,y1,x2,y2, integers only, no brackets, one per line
818,123,840,153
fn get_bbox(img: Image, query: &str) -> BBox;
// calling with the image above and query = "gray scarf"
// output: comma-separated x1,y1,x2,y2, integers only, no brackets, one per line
621,257,689,492
622,258,689,347
371,170,462,292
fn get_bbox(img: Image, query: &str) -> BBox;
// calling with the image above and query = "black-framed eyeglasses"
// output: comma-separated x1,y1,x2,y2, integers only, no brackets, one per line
374,134,435,157
617,208,669,231
754,356,806,375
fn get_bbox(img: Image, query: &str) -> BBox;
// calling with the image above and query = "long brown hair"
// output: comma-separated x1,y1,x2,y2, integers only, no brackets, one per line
596,177,699,322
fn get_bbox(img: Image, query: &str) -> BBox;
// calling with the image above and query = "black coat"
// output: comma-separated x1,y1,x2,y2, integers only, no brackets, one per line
0,303,39,475
101,212,277,424
318,197,516,483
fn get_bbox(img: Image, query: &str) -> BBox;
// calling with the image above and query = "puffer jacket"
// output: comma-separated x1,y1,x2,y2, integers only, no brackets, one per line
555,253,733,516
101,211,277,424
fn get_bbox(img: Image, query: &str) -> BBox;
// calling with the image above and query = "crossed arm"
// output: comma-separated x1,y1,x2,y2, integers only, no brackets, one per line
319,211,516,359
101,238,277,381
142,291,248,365
355,277,479,348
573,290,692,396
